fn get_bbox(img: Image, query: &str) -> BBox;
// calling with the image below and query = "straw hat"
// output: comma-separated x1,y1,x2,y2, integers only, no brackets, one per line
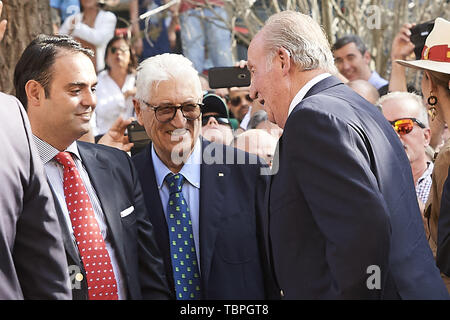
396,17,450,75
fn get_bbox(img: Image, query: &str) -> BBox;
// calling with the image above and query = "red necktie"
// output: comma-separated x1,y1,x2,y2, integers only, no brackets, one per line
54,151,118,300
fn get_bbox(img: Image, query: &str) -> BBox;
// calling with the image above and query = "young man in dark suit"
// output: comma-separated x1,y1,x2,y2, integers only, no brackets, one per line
132,53,276,300
246,10,449,299
14,34,171,300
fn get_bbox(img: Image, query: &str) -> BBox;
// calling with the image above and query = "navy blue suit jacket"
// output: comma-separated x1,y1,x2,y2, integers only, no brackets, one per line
132,139,276,299
50,141,171,300
268,76,449,299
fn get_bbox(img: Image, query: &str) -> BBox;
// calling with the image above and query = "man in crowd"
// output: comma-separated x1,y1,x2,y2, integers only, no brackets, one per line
201,93,234,145
0,2,71,299
380,92,433,205
13,34,171,300
132,53,276,300
247,10,448,299
227,86,253,131
333,35,388,93
347,80,380,105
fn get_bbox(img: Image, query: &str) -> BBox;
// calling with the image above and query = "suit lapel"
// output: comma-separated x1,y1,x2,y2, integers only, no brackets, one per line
76,143,127,273
47,181,81,264
138,145,172,281
199,140,230,290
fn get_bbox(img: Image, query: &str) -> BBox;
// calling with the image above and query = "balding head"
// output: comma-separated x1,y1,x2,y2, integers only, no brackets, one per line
347,80,380,105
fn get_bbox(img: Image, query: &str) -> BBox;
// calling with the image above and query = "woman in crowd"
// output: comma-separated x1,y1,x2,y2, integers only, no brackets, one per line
397,17,450,293
92,36,138,138
59,0,116,72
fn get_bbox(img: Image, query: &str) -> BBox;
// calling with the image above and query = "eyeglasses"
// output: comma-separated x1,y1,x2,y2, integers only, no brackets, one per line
110,46,129,54
389,118,425,135
201,115,231,127
229,94,253,106
141,101,203,123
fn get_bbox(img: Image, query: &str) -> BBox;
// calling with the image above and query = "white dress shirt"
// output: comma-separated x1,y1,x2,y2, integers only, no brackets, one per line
288,73,332,118
32,136,127,299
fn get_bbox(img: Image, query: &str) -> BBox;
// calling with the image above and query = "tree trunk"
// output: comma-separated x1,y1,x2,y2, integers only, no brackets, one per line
0,0,52,94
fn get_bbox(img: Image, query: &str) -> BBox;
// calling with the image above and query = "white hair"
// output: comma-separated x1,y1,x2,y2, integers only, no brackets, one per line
262,11,337,73
135,53,202,102
378,91,429,128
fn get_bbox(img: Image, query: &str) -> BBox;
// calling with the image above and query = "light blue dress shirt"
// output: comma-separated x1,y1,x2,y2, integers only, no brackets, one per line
151,139,202,270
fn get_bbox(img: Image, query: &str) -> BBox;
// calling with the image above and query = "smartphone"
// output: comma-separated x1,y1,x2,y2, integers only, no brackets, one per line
410,20,435,60
127,121,151,155
208,66,251,89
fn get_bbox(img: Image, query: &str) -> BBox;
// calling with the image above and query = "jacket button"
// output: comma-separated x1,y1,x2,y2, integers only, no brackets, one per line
75,273,84,282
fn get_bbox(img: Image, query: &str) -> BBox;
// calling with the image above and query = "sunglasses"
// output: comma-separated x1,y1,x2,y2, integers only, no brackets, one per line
229,94,253,106
110,46,129,54
202,115,231,127
389,118,425,135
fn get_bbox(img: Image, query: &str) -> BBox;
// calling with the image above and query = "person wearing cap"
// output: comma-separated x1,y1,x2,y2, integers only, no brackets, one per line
132,53,277,300
397,17,450,293
201,93,234,145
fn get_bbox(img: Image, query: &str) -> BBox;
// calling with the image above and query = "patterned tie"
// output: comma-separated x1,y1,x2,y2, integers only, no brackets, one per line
54,152,118,300
165,173,201,300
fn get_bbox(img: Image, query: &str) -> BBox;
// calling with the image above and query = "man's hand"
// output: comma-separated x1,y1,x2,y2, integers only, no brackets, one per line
391,23,416,60
98,116,135,152
0,1,8,42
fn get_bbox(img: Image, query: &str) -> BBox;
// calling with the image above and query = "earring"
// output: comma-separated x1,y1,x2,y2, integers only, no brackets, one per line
428,107,437,121
428,92,438,106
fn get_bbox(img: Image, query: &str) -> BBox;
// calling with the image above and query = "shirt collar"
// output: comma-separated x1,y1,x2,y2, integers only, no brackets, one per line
418,161,434,184
288,73,332,117
151,138,202,190
32,135,81,164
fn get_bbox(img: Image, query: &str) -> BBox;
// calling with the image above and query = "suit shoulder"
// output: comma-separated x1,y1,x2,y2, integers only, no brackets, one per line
78,141,129,160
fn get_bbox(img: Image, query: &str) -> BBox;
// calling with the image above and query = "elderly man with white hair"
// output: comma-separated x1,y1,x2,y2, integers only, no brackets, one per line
247,10,448,299
379,92,433,205
131,53,276,300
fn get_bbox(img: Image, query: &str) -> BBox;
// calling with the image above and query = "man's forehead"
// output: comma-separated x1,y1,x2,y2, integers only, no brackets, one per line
334,42,361,56
52,51,97,82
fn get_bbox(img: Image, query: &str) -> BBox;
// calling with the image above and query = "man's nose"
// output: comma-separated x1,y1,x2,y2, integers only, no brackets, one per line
82,90,96,108
170,108,187,127
206,116,219,126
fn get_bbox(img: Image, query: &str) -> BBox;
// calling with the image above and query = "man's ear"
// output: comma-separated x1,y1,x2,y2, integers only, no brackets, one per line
278,47,291,75
423,127,432,146
25,80,45,108
363,51,371,65
133,98,144,126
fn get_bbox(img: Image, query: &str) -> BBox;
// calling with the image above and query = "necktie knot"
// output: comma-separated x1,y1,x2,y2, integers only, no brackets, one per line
54,151,76,169
166,174,185,195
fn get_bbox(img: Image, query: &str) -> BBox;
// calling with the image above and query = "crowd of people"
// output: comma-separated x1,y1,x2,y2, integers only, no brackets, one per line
1,0,450,300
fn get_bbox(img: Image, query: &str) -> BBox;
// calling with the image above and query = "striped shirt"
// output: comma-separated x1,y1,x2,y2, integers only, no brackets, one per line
32,136,126,299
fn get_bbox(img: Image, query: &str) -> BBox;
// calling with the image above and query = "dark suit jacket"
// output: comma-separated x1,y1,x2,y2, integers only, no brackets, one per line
268,76,449,299
132,139,276,299
49,141,171,300
0,93,71,299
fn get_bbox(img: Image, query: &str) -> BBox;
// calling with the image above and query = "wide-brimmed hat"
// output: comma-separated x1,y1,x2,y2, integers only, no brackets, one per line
396,17,450,75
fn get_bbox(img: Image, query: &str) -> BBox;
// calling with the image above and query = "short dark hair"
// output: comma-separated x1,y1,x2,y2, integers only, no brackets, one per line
14,34,94,110
104,35,138,74
332,35,367,55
